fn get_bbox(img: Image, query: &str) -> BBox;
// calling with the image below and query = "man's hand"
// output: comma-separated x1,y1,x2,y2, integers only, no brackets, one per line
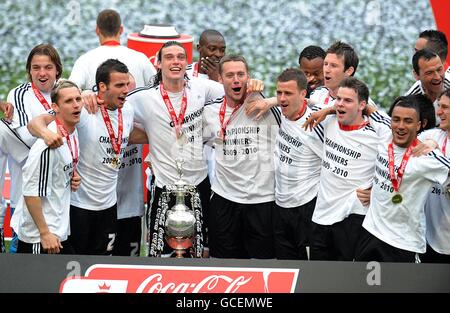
356,187,372,207
247,79,264,93
71,170,81,192
200,57,220,82
0,101,14,122
82,90,103,114
245,97,276,121
412,139,438,157
43,128,63,148
41,231,63,254
302,106,334,131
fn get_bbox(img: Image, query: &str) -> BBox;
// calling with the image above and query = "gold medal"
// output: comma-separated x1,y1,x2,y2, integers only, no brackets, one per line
111,156,120,169
392,193,403,204
177,133,188,146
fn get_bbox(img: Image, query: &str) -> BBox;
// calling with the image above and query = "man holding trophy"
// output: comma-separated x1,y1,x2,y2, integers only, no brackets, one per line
126,43,264,257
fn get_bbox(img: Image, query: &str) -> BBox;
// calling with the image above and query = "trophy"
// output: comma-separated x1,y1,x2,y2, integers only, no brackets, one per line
149,158,204,258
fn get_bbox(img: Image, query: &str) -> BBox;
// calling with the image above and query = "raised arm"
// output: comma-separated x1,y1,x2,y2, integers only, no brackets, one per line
245,96,277,121
27,114,62,148
129,124,149,144
302,105,336,131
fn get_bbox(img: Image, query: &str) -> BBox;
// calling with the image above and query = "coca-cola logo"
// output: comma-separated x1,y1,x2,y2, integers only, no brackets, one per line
60,265,298,293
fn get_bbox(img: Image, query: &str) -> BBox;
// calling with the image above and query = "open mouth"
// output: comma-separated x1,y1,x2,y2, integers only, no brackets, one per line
73,111,81,118
395,131,407,139
170,67,182,72
118,96,126,102
38,78,48,84
232,87,242,92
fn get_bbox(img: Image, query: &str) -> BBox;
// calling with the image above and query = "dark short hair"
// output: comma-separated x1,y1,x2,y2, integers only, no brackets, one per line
298,45,326,65
218,54,249,74
326,41,359,76
96,59,129,90
277,68,307,91
199,29,225,46
439,88,450,101
339,77,369,103
97,9,121,37
51,79,80,104
26,43,63,81
388,95,422,123
425,38,448,63
412,48,440,75
419,30,448,46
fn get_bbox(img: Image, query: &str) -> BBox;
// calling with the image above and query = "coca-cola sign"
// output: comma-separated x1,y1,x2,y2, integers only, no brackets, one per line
60,265,298,293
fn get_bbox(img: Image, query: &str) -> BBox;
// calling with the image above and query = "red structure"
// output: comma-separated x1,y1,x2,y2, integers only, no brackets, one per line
430,0,450,68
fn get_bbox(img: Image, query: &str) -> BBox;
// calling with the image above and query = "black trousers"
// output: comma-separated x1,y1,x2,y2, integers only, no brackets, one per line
68,204,117,255
274,197,316,260
209,193,276,259
355,228,417,263
113,216,142,256
310,214,365,261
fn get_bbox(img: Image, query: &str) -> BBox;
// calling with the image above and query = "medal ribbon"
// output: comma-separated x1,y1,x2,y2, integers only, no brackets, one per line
192,62,199,77
31,83,51,111
338,120,369,131
55,119,79,170
160,82,187,138
102,40,120,46
219,97,241,140
99,105,123,156
388,139,418,192
442,135,448,156
324,93,330,106
294,99,308,120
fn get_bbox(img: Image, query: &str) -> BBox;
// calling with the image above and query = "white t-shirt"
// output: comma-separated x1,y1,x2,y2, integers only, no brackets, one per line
311,111,392,225
69,44,156,219
6,82,54,209
0,150,6,226
127,78,224,188
116,143,144,219
186,62,209,80
69,45,156,91
0,120,30,210
7,83,54,147
309,87,335,108
363,140,450,253
14,122,78,243
203,93,281,204
186,62,218,184
309,86,378,109
419,128,450,254
274,107,322,208
70,106,134,210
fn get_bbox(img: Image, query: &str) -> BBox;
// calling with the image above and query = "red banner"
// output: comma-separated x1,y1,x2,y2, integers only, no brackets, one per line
430,0,450,68
60,264,298,293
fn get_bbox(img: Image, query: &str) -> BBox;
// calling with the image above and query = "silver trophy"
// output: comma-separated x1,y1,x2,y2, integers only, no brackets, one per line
149,158,204,258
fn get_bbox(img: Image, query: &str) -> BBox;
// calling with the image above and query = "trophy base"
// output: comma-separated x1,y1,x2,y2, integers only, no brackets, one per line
166,236,193,258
